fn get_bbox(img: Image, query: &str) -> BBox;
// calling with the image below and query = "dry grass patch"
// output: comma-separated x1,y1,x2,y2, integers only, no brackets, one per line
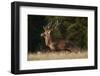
28,50,88,61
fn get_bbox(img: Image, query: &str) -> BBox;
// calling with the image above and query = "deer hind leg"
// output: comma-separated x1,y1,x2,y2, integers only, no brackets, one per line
65,48,72,53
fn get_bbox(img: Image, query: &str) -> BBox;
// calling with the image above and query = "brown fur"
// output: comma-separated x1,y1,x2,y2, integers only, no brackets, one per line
41,27,72,52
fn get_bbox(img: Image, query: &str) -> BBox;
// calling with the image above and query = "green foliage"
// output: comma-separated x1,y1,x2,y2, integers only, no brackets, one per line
45,16,88,49
52,27,62,39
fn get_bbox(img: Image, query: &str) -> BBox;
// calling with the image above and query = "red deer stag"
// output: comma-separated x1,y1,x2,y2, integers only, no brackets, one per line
41,21,72,52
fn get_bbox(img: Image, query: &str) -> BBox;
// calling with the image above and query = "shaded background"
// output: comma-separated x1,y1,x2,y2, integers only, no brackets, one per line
28,15,88,53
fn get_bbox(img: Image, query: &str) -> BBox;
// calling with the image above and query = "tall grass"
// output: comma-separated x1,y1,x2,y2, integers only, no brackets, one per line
28,50,88,61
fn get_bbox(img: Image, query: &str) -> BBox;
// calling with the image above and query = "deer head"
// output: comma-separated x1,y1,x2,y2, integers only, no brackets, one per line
41,20,58,37
41,21,53,46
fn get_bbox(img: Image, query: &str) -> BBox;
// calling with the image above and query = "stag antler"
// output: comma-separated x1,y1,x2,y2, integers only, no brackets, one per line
51,20,59,30
43,20,59,31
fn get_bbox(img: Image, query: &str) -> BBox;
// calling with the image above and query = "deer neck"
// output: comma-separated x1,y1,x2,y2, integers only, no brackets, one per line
44,35,53,46
45,36,56,50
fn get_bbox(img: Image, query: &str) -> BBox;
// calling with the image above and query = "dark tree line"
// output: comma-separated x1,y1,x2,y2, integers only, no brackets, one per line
28,15,88,53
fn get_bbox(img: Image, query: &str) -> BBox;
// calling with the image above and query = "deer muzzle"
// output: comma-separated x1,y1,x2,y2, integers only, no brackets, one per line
41,33,44,37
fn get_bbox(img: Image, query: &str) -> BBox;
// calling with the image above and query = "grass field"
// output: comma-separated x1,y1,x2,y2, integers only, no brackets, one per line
28,50,88,61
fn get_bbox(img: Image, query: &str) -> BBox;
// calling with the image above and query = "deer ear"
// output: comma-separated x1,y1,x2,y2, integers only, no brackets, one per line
48,30,51,33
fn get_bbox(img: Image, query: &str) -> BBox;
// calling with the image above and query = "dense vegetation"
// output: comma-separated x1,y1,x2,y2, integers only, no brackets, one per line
28,15,88,52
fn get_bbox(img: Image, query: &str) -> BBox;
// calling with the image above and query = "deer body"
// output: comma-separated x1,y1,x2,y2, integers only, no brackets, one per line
41,23,71,52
